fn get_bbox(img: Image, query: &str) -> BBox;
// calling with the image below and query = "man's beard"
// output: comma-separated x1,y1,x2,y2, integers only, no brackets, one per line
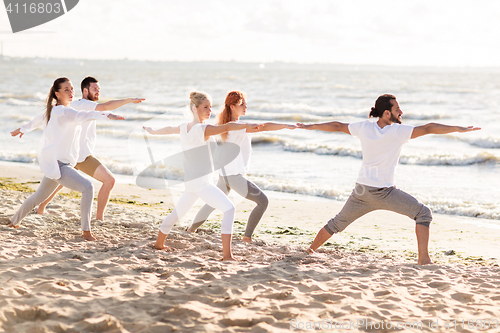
390,113,401,124
87,92,98,101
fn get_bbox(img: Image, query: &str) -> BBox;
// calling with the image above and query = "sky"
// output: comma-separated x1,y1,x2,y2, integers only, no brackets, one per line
1,0,500,67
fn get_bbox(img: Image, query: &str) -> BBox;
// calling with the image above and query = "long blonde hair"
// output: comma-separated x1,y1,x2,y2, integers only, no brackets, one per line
218,91,246,141
45,77,70,124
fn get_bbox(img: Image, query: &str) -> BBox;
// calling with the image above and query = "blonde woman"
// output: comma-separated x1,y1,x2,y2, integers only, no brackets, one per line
143,91,260,261
9,77,124,241
189,91,296,242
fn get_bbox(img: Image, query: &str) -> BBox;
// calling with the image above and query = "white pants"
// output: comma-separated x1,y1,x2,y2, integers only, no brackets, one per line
159,184,235,235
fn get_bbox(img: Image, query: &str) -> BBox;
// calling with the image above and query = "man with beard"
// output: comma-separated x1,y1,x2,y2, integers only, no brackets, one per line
297,94,480,265
11,76,144,221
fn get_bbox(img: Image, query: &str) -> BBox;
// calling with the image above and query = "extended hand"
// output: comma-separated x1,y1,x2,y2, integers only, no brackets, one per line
458,126,481,132
130,98,145,104
10,128,23,138
296,122,313,130
108,114,126,120
247,123,263,130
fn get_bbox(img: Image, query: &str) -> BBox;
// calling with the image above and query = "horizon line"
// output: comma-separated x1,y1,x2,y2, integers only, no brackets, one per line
1,54,500,69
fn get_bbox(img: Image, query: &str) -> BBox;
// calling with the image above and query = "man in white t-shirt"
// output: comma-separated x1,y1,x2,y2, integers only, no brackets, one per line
11,76,144,221
298,94,480,265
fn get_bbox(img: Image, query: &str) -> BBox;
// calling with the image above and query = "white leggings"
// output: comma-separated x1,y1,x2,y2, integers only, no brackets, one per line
159,184,235,235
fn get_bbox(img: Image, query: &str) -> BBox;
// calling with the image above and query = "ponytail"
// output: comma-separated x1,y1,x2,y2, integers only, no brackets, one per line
45,77,69,124
219,91,246,141
370,94,396,118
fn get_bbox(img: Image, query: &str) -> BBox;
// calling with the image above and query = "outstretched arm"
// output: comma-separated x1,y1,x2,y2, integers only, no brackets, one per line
143,126,180,135
296,121,350,135
247,122,296,133
204,122,261,140
12,112,46,137
411,123,481,139
96,98,145,111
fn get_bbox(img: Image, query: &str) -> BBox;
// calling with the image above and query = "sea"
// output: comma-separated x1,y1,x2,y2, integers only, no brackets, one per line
1,57,499,225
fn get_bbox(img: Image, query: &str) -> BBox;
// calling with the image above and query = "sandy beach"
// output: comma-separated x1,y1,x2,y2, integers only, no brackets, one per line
1,161,499,333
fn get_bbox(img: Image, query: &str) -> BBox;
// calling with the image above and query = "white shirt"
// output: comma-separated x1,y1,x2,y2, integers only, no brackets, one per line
20,99,99,162
348,120,414,188
218,121,252,176
70,99,99,162
179,122,216,192
38,105,109,179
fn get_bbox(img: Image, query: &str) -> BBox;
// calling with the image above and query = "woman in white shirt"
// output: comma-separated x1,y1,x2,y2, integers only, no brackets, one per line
143,91,260,261
189,91,296,242
8,77,124,241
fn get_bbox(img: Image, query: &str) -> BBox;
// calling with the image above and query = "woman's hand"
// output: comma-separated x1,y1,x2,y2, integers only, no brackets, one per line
245,123,263,130
296,123,314,130
107,114,126,120
10,128,23,138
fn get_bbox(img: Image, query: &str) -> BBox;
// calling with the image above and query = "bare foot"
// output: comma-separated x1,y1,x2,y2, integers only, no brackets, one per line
222,256,237,261
82,231,97,241
7,222,20,229
417,258,434,265
307,247,326,258
242,236,252,243
36,206,46,215
154,244,171,251
186,227,195,233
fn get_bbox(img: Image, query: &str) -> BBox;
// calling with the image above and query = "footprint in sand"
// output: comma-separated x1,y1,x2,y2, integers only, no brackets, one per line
427,281,451,291
451,292,475,303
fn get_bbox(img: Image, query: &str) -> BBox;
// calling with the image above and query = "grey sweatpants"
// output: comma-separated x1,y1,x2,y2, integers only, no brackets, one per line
11,162,94,231
324,183,432,235
190,174,269,238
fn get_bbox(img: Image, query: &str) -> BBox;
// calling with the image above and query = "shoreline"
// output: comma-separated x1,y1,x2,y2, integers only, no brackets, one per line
1,160,499,264
1,161,500,332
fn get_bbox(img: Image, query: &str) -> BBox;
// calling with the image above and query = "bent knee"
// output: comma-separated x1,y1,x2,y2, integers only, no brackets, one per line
223,204,236,214
260,193,269,207
325,217,347,235
415,205,432,225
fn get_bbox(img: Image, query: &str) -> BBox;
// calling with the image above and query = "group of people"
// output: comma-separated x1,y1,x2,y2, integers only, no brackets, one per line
9,77,480,263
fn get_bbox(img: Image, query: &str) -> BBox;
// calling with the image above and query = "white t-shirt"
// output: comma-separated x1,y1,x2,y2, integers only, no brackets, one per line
218,121,252,176
180,122,216,192
20,99,99,163
38,105,109,179
348,120,414,188
70,99,99,162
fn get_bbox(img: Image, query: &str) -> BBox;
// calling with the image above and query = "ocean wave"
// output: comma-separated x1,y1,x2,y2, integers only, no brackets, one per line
97,128,180,141
255,102,366,118
3,114,43,122
0,152,38,163
3,98,44,107
122,114,184,122
280,139,498,166
451,135,500,149
135,104,186,115
402,113,451,120
253,103,450,121
248,176,348,201
399,151,498,166
421,197,500,221
244,111,331,123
